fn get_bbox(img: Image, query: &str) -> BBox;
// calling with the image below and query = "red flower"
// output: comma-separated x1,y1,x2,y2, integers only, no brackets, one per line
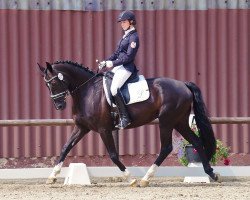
193,148,197,153
224,158,230,165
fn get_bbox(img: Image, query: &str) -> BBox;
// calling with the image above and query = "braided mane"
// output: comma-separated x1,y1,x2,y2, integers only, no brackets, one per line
52,60,95,75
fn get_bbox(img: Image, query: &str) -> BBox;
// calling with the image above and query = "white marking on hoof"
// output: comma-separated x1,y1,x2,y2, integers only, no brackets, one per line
47,162,63,184
141,164,158,184
214,173,221,183
46,177,57,184
129,179,138,187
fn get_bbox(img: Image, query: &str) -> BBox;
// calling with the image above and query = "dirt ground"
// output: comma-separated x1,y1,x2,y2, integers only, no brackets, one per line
0,177,250,200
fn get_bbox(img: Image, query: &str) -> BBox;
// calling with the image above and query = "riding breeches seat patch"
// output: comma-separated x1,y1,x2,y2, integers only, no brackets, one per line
103,71,150,107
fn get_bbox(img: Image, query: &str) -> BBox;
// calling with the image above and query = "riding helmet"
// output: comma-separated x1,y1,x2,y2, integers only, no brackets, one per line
117,10,136,25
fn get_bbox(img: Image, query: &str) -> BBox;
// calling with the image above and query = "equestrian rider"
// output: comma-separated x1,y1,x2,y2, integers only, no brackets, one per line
99,10,140,129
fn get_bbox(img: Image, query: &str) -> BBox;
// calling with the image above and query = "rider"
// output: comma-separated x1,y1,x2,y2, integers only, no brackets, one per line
99,10,140,129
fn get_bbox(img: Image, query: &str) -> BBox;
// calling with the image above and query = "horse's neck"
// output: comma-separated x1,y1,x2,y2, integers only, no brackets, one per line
60,65,94,90
71,70,93,84
77,75,103,98
71,76,103,115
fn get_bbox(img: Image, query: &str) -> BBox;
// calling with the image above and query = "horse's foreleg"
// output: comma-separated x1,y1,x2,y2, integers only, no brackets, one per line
46,126,89,184
46,162,64,184
122,168,137,186
100,131,137,187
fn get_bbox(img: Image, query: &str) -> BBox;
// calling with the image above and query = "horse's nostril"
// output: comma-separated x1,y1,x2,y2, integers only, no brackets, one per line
56,103,66,110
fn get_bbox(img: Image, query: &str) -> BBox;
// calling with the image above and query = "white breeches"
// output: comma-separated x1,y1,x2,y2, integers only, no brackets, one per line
111,65,132,96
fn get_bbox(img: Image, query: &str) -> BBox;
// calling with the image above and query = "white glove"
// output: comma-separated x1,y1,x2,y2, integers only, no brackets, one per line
98,61,106,69
106,60,113,68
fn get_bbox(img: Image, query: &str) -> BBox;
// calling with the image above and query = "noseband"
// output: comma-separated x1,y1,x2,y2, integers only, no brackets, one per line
44,75,69,101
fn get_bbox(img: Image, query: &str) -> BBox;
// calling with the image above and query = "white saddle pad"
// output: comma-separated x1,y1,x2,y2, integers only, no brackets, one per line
103,75,150,107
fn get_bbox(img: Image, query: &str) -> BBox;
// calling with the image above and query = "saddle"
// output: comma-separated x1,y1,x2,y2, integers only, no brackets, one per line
103,71,150,107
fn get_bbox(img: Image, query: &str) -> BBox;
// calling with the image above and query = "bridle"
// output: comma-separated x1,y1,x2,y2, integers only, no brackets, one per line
44,72,100,101
44,75,69,101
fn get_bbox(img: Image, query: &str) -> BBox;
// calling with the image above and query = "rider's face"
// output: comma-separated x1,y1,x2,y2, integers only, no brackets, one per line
120,20,130,31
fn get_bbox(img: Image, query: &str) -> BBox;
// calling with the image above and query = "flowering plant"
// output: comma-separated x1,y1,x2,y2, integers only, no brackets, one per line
178,120,230,166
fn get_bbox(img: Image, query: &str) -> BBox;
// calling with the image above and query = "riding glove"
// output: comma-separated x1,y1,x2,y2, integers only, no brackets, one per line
106,61,113,68
98,61,106,69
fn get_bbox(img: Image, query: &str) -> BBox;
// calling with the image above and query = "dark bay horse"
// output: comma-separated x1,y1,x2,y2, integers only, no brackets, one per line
38,61,220,186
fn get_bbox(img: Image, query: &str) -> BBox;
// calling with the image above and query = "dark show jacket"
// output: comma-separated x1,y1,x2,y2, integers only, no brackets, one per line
107,29,139,73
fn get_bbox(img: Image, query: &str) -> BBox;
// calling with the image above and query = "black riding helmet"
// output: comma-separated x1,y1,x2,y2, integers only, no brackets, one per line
117,10,136,25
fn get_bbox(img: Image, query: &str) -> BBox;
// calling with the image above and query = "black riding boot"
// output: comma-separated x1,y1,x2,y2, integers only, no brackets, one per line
114,89,131,129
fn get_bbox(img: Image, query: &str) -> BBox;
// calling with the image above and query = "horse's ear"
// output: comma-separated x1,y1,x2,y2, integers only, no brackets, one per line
46,62,53,73
37,63,46,75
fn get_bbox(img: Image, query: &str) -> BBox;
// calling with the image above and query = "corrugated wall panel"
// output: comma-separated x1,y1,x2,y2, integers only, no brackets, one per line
0,4,249,158
0,0,249,10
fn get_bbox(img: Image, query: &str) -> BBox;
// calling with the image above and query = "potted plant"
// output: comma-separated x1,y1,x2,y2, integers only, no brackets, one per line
178,117,230,166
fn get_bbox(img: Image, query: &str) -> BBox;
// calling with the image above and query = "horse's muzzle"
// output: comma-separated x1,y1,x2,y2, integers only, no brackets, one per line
54,101,66,110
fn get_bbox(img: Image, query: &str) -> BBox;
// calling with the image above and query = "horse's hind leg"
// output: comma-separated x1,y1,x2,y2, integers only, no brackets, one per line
99,130,137,186
175,120,218,181
140,121,173,187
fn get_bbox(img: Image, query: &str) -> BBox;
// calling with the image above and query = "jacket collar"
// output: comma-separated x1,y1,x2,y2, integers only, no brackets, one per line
123,27,135,38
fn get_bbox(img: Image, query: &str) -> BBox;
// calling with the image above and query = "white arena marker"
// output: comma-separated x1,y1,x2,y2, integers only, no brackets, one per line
64,163,91,185
184,163,210,183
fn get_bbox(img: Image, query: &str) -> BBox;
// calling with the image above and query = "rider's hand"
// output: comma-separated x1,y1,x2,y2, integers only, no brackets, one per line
98,61,106,69
106,61,113,68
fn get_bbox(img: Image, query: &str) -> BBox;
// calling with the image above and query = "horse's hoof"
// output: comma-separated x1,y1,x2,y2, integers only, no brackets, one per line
140,179,149,187
129,179,138,187
214,173,221,183
46,177,57,184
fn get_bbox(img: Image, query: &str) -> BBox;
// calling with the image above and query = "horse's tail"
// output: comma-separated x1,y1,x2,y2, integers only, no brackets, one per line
185,82,216,161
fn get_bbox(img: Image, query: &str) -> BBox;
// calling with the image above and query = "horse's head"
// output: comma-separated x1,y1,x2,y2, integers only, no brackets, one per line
38,62,69,110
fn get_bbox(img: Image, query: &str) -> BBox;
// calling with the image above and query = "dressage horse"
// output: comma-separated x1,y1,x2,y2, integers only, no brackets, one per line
38,61,220,186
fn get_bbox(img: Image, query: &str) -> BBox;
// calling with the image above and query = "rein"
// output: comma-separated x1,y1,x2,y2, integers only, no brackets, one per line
70,73,101,94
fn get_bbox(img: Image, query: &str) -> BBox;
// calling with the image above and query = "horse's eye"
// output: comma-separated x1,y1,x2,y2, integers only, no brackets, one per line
51,80,57,84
